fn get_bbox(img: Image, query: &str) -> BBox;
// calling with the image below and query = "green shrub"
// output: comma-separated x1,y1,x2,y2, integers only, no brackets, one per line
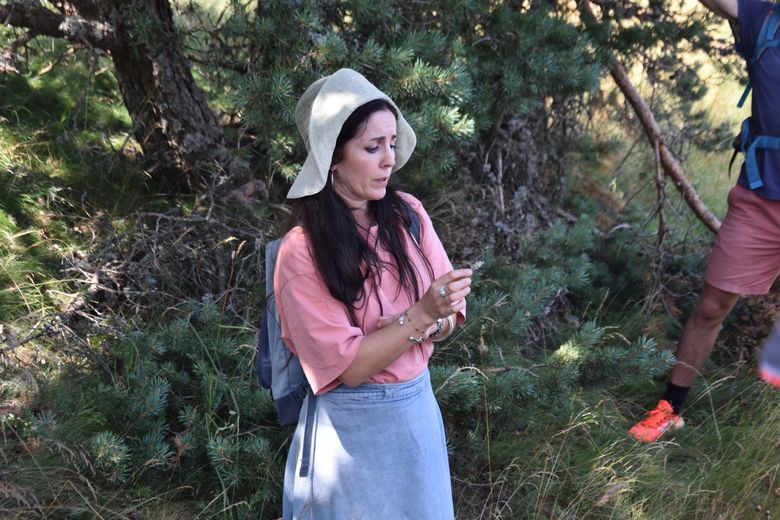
28,301,282,516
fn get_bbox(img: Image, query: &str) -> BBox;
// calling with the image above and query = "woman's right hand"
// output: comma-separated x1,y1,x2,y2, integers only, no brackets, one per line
414,268,472,325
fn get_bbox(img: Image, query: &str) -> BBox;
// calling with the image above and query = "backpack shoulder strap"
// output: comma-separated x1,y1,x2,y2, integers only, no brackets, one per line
265,238,282,301
399,198,421,244
738,6,780,107
408,208,421,244
257,237,283,389
752,6,780,63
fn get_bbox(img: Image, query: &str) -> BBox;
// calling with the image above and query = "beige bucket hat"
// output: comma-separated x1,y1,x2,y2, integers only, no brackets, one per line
287,68,417,199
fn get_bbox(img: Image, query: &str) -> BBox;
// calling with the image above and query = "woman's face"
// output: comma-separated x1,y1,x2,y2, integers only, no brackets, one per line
331,108,397,210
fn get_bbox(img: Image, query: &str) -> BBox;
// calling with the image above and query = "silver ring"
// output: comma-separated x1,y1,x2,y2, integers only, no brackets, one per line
439,286,447,298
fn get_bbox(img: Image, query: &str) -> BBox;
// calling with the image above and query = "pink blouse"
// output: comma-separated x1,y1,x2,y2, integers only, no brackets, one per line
274,192,465,394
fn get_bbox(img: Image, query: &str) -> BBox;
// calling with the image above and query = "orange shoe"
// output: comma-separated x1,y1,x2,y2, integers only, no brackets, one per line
628,399,684,442
759,323,780,389
759,367,780,389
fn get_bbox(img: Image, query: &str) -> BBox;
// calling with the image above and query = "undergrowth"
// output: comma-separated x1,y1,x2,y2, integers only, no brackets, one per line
2,302,281,518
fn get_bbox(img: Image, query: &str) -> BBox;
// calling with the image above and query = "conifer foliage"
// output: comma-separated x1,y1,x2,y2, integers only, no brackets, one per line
27,302,281,515
11,219,674,517
424,218,675,515
181,0,599,198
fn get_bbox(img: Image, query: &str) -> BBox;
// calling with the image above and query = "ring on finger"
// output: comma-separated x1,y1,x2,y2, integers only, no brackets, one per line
439,286,447,298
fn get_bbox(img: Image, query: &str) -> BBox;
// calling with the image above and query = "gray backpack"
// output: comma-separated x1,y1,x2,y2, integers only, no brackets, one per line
256,238,308,427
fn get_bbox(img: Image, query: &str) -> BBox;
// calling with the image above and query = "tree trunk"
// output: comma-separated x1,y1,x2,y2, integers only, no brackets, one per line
607,59,721,234
1,0,240,190
103,1,231,190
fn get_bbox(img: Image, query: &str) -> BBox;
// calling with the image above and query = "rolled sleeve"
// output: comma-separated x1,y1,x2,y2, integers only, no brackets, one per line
274,228,365,394
277,274,363,394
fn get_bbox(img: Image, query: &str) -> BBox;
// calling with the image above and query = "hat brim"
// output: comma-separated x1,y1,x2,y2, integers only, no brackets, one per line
286,152,321,199
287,69,417,199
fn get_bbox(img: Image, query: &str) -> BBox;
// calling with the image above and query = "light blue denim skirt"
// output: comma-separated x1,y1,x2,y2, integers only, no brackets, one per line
283,368,454,520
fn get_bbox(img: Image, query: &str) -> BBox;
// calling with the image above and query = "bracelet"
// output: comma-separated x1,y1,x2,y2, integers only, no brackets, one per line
398,311,426,344
431,314,457,343
427,318,444,338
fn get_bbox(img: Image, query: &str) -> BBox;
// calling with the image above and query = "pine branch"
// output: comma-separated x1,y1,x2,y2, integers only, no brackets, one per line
484,364,545,375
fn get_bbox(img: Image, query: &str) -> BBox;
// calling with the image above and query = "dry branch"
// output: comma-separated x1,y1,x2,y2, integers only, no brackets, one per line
64,189,276,322
579,0,722,234
0,0,117,50
608,60,721,233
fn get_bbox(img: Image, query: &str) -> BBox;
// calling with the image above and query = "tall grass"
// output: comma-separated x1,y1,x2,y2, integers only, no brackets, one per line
458,371,780,519
510,62,780,520
0,38,166,518
684,70,749,218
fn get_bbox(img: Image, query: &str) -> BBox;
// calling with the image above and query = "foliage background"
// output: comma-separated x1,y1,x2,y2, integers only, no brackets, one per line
2,1,780,519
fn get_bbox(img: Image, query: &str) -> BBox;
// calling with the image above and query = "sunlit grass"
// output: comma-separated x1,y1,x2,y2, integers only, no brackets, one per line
554,57,778,520
0,37,169,323
468,372,780,519
683,73,749,218
585,62,746,227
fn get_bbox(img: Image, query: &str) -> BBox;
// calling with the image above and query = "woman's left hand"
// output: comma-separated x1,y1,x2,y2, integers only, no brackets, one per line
417,269,472,323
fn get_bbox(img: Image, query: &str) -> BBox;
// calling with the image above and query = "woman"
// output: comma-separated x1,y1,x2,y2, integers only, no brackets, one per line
275,68,472,519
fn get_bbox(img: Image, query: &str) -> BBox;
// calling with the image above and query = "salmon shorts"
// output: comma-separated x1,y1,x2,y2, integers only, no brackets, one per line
705,184,780,295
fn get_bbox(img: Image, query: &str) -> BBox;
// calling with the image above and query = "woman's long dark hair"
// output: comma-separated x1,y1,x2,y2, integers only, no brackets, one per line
289,99,433,324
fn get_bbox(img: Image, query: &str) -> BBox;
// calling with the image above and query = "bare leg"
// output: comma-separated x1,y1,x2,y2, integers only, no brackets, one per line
669,283,740,388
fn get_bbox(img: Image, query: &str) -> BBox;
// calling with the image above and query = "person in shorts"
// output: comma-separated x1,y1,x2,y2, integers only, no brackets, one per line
629,0,780,442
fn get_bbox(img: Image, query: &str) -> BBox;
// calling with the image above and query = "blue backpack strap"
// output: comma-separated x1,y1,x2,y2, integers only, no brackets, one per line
752,7,780,64
737,78,752,109
738,7,780,107
732,117,780,190
257,307,272,387
399,199,421,244
409,210,421,244
745,134,780,189
298,389,318,477
729,118,752,177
